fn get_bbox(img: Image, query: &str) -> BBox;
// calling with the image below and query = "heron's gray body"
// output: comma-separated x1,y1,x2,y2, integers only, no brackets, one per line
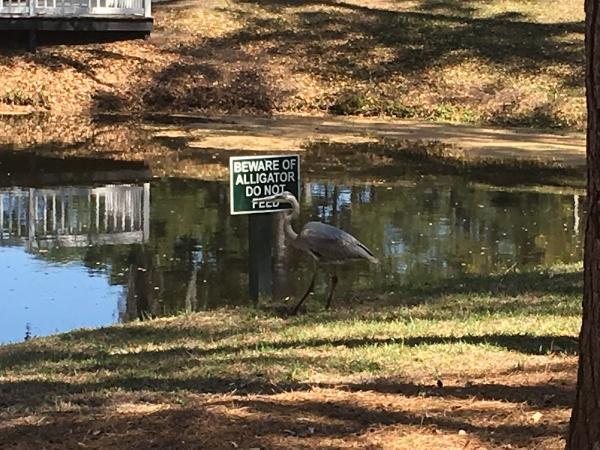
255,191,377,313
294,221,378,264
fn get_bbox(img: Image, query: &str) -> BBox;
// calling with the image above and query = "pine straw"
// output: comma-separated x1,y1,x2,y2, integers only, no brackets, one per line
0,0,586,129
0,326,577,449
0,369,575,449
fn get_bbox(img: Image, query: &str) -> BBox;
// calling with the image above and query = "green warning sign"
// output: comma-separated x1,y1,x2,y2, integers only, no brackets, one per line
229,155,300,215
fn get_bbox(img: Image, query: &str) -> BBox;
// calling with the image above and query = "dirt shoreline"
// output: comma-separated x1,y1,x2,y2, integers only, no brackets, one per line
0,113,586,176
0,112,585,159
150,113,587,166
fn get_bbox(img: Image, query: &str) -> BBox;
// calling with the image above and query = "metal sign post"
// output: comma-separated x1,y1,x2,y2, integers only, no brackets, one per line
229,155,300,303
248,212,273,303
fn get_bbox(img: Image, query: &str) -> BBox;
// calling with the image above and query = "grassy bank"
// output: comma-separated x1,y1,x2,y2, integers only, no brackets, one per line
0,263,582,449
0,0,585,129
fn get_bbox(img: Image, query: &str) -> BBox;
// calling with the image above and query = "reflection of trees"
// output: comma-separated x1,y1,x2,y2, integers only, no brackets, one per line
123,244,155,321
289,178,584,300
397,182,581,273
30,176,584,320
120,177,585,314
126,179,248,316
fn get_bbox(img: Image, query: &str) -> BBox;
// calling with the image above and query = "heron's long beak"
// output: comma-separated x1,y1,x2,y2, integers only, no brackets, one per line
254,194,283,203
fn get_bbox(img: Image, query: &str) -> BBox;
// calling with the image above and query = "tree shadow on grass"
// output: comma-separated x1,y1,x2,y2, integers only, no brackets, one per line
0,365,575,403
198,0,582,79
398,269,583,301
0,371,573,448
133,0,584,124
326,264,582,320
126,332,578,363
0,316,291,372
0,332,577,404
138,63,280,114
339,376,575,408
417,0,479,17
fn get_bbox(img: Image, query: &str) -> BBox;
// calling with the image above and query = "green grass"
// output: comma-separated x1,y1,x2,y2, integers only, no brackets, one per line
0,263,582,396
0,263,581,449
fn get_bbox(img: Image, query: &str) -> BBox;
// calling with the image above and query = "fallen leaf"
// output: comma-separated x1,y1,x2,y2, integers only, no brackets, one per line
532,412,543,423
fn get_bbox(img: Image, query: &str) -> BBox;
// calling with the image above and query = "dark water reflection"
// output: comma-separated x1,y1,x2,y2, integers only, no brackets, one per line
0,169,584,344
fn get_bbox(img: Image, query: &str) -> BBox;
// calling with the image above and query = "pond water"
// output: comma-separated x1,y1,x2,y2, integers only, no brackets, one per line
0,149,584,344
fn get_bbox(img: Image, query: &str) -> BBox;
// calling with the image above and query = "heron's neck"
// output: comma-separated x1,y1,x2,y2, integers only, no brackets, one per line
283,196,300,242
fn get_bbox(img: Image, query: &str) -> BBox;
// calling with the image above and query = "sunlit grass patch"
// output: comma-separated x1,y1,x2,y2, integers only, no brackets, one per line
1,264,581,380
0,263,581,448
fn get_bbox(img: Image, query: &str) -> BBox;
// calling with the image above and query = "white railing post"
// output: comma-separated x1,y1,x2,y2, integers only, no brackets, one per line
28,0,35,15
143,182,150,241
143,0,150,17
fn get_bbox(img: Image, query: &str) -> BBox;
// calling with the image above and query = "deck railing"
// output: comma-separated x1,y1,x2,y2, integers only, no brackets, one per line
0,0,151,17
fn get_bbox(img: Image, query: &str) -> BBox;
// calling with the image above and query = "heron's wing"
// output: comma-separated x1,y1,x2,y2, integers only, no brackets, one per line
299,221,377,263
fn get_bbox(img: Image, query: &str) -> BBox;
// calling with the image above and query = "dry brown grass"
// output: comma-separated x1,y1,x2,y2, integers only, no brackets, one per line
0,373,576,449
0,0,585,129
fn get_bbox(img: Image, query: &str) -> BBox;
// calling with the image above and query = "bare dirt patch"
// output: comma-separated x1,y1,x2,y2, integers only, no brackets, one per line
0,114,586,184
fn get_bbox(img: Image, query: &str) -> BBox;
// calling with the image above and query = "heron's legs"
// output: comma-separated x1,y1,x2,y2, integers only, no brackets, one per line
325,274,338,310
291,267,318,315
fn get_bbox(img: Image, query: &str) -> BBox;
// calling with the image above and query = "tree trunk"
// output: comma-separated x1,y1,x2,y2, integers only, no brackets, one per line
567,1,600,447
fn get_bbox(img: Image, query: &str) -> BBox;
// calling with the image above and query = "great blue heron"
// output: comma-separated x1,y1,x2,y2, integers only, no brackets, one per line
256,191,378,314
